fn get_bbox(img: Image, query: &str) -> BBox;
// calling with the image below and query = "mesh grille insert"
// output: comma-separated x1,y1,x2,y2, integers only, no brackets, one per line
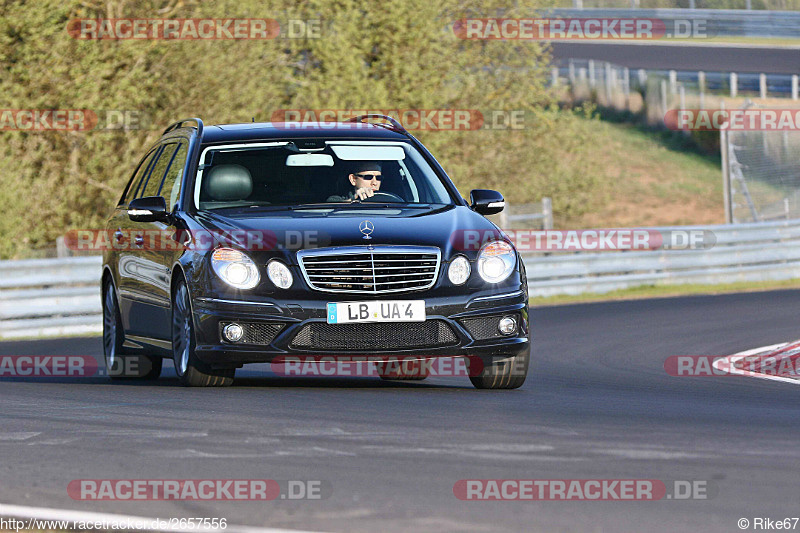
460,313,520,340
220,322,285,345
290,320,458,350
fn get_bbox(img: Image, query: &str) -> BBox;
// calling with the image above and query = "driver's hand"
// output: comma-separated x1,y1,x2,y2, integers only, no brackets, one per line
354,187,375,200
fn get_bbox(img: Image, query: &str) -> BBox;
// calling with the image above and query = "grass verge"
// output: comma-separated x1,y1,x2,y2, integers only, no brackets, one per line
531,278,800,307
562,119,724,228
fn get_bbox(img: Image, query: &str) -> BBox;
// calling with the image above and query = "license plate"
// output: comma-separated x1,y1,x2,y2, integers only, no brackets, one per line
327,300,426,324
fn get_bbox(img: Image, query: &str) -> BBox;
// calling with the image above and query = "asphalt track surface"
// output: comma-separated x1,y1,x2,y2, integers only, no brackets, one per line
2,290,800,532
550,42,800,74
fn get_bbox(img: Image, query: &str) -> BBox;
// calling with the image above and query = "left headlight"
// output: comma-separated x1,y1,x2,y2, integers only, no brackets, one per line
448,255,471,285
211,248,260,290
267,259,293,289
477,241,516,283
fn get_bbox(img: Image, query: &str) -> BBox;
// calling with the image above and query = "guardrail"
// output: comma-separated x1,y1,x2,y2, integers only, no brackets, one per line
523,218,800,297
549,8,800,37
0,256,102,339
4,218,800,338
489,198,554,230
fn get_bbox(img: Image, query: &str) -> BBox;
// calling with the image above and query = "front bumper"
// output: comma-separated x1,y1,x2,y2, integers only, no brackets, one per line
191,289,530,368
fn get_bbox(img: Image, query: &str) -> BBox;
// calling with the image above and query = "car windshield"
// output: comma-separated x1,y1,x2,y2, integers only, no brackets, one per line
194,140,454,211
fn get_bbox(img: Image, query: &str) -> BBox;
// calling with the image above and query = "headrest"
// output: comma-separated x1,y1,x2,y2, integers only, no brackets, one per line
205,164,252,201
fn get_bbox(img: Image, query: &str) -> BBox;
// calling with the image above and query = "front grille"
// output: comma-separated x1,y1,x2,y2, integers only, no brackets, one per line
297,246,440,294
290,320,458,350
460,313,520,340
219,322,284,345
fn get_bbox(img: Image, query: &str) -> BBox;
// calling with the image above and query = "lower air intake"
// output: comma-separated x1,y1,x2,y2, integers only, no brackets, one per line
290,320,458,351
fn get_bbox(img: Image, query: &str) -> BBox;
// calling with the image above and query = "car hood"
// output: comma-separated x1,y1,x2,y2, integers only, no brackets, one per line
192,205,503,261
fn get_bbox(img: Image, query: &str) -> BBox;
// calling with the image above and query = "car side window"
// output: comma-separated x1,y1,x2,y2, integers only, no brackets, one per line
130,146,164,201
139,143,177,199
159,142,188,211
119,149,157,206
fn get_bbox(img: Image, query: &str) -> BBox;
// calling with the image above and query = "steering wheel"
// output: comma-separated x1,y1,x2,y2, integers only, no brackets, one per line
362,191,404,203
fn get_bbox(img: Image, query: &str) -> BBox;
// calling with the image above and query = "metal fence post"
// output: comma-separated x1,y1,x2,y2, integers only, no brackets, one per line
783,130,790,158
568,60,576,86
679,85,687,135
623,67,630,109
56,236,68,258
730,72,738,98
661,80,668,115
588,60,596,89
542,197,553,230
793,75,799,101
720,101,732,224
552,67,559,87
760,73,767,99
698,71,706,109
609,65,617,107
669,70,677,95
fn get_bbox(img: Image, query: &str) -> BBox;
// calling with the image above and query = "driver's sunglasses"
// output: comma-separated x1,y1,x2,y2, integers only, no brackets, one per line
355,173,382,181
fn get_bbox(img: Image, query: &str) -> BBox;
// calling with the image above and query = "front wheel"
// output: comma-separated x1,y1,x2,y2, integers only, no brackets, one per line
469,350,529,390
171,280,234,387
102,281,162,380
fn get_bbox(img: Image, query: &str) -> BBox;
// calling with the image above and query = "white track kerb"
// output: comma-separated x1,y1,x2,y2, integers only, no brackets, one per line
0,503,324,533
713,341,800,385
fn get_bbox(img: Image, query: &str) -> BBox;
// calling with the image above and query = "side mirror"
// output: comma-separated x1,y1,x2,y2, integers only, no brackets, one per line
469,189,505,215
128,196,169,222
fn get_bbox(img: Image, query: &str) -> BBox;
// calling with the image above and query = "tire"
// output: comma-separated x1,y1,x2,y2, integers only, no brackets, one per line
102,280,162,380
469,350,529,390
171,280,234,387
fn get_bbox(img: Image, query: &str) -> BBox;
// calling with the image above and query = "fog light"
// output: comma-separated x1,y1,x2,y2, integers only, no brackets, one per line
498,316,517,335
223,323,244,343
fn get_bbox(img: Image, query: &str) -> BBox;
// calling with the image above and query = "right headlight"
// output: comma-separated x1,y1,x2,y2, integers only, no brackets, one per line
211,248,260,290
477,241,516,283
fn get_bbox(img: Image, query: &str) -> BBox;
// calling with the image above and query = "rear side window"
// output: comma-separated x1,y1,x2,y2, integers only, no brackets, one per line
139,143,178,199
130,146,164,201
120,149,157,206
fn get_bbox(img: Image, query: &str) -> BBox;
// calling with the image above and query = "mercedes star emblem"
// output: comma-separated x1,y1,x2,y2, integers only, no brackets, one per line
359,220,374,240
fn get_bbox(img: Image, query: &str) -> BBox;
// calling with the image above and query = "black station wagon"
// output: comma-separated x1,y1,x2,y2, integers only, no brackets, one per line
101,115,530,388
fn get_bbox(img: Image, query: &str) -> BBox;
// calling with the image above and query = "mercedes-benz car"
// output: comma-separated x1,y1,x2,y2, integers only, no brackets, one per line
101,115,530,388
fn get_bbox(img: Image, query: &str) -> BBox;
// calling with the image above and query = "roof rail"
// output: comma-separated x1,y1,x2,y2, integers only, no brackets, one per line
344,114,407,134
162,117,204,136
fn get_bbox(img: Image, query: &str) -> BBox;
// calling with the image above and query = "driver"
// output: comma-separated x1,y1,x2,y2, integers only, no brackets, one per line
327,162,382,202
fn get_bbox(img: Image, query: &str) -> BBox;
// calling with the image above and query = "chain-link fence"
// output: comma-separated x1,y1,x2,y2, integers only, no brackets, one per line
556,59,799,125
556,59,800,223
724,102,800,222
553,1,800,10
